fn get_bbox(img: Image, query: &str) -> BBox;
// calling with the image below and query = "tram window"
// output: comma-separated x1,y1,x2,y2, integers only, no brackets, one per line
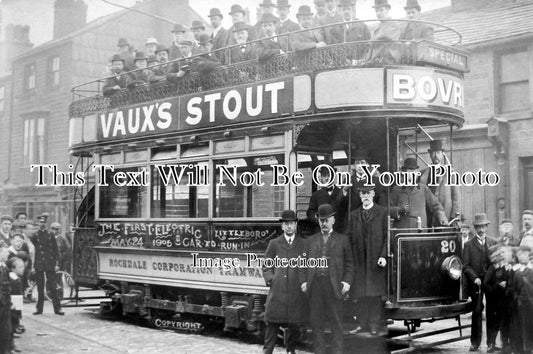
99,167,146,218
151,146,177,161
151,163,208,218
214,155,285,218
181,143,209,158
125,150,147,163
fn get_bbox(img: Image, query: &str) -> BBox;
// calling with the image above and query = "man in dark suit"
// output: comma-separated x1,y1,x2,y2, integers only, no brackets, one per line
400,0,434,41
208,8,228,59
226,4,257,47
290,5,327,51
329,0,370,45
262,210,306,354
301,204,354,354
102,55,130,97
346,185,388,335
31,215,63,316
463,213,496,351
256,13,289,62
276,0,300,35
168,24,188,61
223,22,258,65
255,0,277,36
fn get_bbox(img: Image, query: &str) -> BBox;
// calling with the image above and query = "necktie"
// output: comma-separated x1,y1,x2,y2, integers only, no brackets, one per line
288,238,292,245
323,233,330,244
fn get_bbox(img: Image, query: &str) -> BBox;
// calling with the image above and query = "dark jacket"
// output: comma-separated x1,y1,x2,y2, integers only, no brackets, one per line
289,28,325,52
303,231,354,300
102,73,130,96
462,237,495,296
278,18,300,35
319,11,343,45
390,184,446,228
0,264,9,307
420,167,461,225
262,235,307,323
307,187,348,233
329,20,371,44
347,204,388,298
256,35,289,62
32,229,59,272
400,21,434,41
212,27,229,57
168,42,183,61
222,43,258,65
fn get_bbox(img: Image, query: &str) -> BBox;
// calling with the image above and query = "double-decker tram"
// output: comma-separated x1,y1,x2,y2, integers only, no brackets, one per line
68,19,471,351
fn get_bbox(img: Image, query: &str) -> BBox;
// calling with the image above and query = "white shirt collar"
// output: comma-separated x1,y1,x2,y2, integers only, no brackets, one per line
363,203,374,210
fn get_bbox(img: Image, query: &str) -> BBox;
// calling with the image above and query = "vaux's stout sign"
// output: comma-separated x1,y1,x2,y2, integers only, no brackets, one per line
97,78,292,141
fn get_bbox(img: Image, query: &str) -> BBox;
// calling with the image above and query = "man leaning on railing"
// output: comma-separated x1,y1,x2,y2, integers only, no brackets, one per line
290,5,327,52
400,0,434,41
102,54,130,97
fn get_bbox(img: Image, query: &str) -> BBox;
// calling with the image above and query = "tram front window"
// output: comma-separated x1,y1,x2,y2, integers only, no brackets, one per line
215,154,285,218
99,167,147,218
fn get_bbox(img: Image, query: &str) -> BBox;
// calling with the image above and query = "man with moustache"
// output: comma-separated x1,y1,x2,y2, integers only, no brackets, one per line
520,210,533,248
462,213,496,351
208,8,228,59
226,4,257,46
347,185,388,335
276,0,300,35
262,210,306,354
290,5,327,52
400,0,433,41
370,0,402,64
329,0,370,45
102,55,130,97
256,13,290,62
301,204,354,354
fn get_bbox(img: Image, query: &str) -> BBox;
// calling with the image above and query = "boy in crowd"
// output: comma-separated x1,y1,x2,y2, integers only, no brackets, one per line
8,257,25,340
0,247,13,354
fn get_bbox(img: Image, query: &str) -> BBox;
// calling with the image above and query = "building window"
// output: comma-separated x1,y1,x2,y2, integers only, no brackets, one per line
497,48,530,113
48,56,60,86
0,86,4,114
24,63,36,91
23,117,45,165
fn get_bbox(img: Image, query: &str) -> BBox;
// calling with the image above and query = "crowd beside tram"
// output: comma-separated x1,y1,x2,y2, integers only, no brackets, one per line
0,214,71,354
265,140,533,354
101,0,434,97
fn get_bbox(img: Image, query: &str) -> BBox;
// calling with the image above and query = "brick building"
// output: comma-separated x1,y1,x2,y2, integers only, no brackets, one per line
0,0,206,225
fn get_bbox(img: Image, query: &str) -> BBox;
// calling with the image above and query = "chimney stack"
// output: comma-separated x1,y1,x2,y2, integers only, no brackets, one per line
0,24,33,72
53,0,87,39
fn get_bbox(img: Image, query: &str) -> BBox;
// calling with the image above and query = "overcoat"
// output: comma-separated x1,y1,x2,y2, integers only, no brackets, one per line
420,167,461,224
400,21,434,41
263,235,307,323
390,184,446,228
347,204,388,298
303,231,354,300
462,237,495,297
289,29,325,51
102,73,129,96
222,44,258,65
212,27,229,55
278,18,300,34
32,229,59,272
329,20,371,44
307,187,348,233
256,36,289,62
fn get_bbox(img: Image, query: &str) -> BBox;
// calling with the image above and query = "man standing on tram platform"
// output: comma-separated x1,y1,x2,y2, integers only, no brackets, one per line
462,213,496,352
419,140,461,227
400,0,434,41
301,204,354,354
262,210,306,354
346,185,388,336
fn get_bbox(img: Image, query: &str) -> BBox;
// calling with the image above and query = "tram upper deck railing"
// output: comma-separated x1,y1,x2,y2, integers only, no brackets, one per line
70,20,467,118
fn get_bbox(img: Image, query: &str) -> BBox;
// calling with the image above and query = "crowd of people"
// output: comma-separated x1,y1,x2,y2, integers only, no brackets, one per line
0,213,71,354
102,0,434,96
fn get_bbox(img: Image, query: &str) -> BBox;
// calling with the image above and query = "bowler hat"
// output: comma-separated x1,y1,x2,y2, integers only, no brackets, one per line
473,213,490,226
357,185,375,193
147,54,158,64
296,5,314,17
14,212,27,219
338,0,355,6
208,8,223,18
229,4,246,15
259,0,276,7
50,222,61,229
404,0,421,11
198,33,212,45
279,210,298,222
178,40,193,46
110,54,124,62
37,215,48,223
523,210,533,216
276,0,291,8
155,44,169,54
401,157,419,171
233,22,251,33
0,215,13,223
191,20,205,30
171,24,187,33
116,37,129,47
428,139,444,152
373,0,391,9
145,37,158,46
317,204,336,219
133,51,147,62
260,13,279,24
500,218,512,225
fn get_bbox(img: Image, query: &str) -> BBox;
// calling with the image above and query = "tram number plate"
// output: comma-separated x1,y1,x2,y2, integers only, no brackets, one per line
440,240,456,254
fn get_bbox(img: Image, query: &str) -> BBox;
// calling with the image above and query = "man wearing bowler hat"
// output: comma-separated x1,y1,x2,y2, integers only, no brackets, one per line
226,4,257,46
222,22,258,65
262,210,306,354
290,5,327,52
255,0,277,35
276,0,300,35
208,8,228,58
463,213,496,351
31,215,63,316
400,0,433,40
256,13,290,62
390,157,447,228
329,0,370,45
301,204,354,354
169,24,188,60
370,0,402,64
420,139,461,227
346,185,389,335
103,54,130,97
116,37,135,71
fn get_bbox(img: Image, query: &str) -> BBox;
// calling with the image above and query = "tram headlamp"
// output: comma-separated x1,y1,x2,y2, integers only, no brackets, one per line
441,256,462,280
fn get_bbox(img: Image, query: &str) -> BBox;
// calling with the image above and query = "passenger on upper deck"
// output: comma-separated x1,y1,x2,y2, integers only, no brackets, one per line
208,8,228,58
400,0,434,41
127,52,153,88
222,22,258,65
147,54,158,67
290,5,327,52
370,0,402,64
226,4,257,46
166,40,195,83
102,54,130,97
329,0,370,44
150,44,171,82
276,0,300,35
312,0,327,26
255,0,277,36
116,37,135,71
195,33,222,73
190,20,206,48
168,24,188,60
144,37,159,56
320,0,343,44
256,13,289,62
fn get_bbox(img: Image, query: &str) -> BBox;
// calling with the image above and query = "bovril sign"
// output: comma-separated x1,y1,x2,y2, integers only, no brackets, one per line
386,68,464,113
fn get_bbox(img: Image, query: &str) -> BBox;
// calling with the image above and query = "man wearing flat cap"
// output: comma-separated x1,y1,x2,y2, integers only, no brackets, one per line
262,210,306,354
390,157,447,228
301,204,354,354
400,0,433,41
103,54,130,97
290,5,327,52
462,213,496,351
498,218,518,246
520,210,533,249
420,139,461,227
346,185,389,336
31,215,63,315
208,8,228,58
0,215,13,249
